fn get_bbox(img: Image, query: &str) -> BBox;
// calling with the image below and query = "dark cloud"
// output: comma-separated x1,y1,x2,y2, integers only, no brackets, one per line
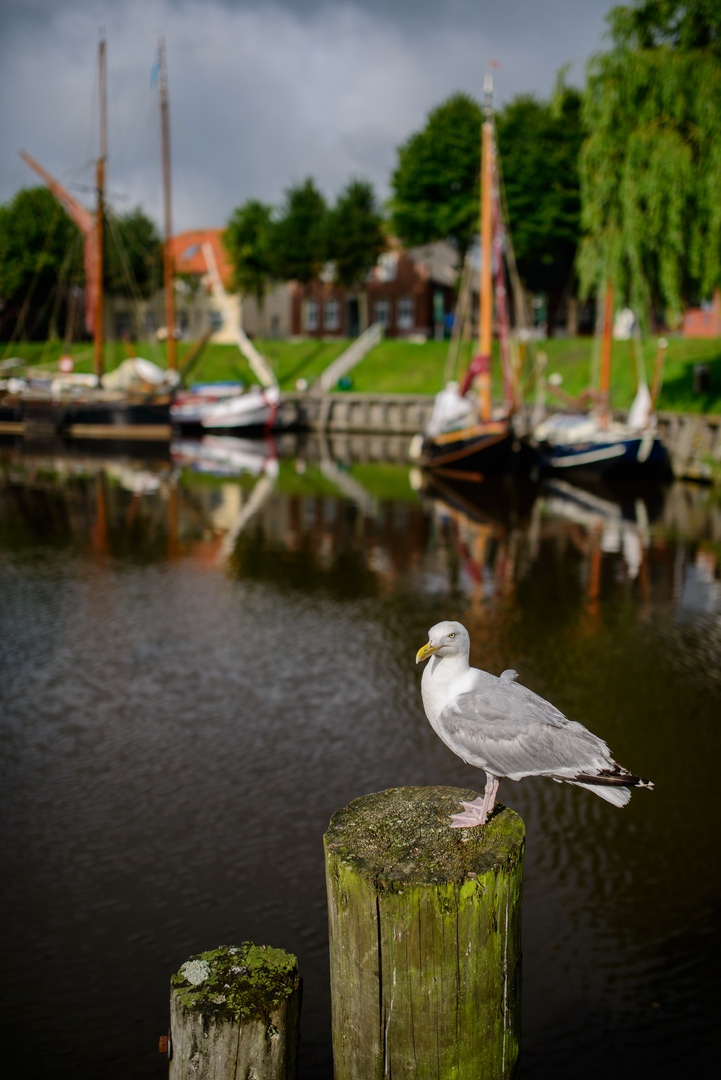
0,0,615,230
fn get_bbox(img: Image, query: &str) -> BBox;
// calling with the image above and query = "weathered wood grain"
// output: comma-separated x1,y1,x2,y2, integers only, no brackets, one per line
169,943,300,1079
324,786,525,1079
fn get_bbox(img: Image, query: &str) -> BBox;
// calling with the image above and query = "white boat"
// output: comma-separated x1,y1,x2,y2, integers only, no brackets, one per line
171,384,279,431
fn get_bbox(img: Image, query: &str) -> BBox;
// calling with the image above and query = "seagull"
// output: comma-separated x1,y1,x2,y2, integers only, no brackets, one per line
416,620,653,828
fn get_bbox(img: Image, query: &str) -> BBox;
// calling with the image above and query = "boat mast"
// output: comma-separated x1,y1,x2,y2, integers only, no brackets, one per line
478,68,494,423
158,37,176,370
599,279,614,428
94,35,107,381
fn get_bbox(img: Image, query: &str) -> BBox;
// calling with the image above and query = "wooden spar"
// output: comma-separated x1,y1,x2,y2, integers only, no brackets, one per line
599,280,614,428
443,252,472,385
478,73,494,423
650,337,668,409
158,37,176,370
492,157,513,409
94,36,106,381
19,151,99,338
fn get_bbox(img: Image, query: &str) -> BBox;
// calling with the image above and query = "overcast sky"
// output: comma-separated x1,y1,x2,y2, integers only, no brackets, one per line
0,0,616,233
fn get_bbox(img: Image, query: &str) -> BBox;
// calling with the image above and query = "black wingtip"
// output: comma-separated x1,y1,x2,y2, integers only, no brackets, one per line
573,767,653,789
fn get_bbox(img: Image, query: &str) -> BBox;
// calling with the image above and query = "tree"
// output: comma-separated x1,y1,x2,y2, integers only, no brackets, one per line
223,199,275,327
389,88,584,332
326,179,385,287
105,205,162,298
0,186,84,337
495,81,584,335
0,189,163,340
390,93,484,255
608,0,721,54
579,0,721,325
272,178,328,283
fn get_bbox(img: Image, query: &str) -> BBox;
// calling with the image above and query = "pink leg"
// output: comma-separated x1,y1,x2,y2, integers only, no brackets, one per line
449,775,499,828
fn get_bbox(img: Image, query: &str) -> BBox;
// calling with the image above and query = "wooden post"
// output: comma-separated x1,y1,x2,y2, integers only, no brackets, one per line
324,786,525,1080
169,943,301,1080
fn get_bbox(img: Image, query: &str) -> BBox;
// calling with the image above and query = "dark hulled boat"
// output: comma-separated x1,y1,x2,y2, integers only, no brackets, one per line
418,421,532,482
415,69,537,483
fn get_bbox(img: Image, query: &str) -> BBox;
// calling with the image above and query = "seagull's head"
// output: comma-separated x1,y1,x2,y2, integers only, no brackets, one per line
416,621,470,664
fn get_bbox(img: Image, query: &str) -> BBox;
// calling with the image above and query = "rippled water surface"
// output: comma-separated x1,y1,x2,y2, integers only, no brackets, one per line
1,436,720,1078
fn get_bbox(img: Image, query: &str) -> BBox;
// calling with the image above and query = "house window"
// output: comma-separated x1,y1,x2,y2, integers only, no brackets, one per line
376,252,398,282
303,300,319,332
324,299,340,331
209,310,223,331
397,296,415,331
144,310,156,335
374,298,391,327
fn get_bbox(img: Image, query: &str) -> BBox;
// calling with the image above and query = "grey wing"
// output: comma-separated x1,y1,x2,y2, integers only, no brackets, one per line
438,674,613,780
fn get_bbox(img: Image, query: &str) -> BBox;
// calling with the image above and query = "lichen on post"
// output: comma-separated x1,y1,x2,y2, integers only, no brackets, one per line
169,943,301,1080
324,786,525,1080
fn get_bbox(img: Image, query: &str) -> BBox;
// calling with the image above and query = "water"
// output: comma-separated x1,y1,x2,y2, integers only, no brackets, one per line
1,435,719,1079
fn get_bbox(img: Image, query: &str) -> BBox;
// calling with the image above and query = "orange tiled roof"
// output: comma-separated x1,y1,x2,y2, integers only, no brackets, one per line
168,228,233,289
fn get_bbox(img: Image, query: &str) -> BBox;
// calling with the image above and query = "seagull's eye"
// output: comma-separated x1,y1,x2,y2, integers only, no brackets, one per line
448,632,455,638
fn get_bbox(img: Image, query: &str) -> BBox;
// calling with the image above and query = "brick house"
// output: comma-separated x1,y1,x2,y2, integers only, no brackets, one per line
105,236,458,343
290,241,459,339
683,291,721,337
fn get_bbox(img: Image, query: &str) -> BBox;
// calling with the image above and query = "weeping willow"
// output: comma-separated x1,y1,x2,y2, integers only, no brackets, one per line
579,42,721,326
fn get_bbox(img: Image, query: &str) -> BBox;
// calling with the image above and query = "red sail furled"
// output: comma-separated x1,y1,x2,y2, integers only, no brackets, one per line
20,150,99,335
459,352,490,397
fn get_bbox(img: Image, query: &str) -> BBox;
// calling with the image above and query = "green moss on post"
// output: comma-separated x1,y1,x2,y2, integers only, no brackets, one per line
324,786,525,1080
169,943,300,1079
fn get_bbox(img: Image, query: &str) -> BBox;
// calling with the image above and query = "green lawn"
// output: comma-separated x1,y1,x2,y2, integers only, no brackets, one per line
540,336,721,414
4,335,721,413
349,338,451,393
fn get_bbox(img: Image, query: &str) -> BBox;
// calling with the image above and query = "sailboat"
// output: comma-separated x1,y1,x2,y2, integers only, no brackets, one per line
533,283,672,481
10,36,176,443
412,69,535,482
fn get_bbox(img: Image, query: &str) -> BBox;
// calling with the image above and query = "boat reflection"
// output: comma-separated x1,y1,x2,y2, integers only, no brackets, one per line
1,439,720,626
677,547,721,625
1,444,720,1080
171,434,278,478
539,476,657,582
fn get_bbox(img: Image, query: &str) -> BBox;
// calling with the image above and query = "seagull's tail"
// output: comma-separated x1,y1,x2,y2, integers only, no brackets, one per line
567,780,632,807
563,767,653,808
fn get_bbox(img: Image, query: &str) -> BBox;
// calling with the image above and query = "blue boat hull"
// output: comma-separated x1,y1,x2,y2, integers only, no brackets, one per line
538,433,672,481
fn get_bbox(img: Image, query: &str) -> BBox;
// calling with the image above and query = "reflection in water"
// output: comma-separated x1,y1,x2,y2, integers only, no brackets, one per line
1,437,720,1079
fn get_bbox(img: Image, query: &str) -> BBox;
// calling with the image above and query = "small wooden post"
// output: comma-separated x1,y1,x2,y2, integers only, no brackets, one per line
169,943,301,1080
324,786,525,1080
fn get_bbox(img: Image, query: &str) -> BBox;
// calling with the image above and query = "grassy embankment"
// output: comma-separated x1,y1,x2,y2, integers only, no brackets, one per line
4,335,721,413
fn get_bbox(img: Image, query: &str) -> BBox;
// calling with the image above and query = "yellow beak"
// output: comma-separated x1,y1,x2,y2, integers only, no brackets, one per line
416,641,439,664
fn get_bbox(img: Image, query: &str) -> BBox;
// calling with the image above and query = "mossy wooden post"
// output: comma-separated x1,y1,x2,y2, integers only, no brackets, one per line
324,786,525,1079
169,943,301,1080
